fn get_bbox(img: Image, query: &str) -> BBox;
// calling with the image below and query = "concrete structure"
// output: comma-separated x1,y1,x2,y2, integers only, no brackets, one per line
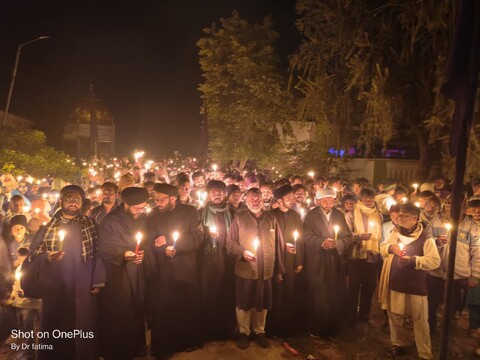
62,85,115,158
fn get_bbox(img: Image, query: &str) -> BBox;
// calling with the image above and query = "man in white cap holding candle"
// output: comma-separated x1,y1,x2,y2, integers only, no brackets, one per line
303,187,352,338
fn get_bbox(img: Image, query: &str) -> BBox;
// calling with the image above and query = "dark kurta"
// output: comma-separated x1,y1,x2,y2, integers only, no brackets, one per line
268,208,304,337
24,221,105,360
303,207,351,337
98,204,147,360
147,203,203,357
198,208,236,340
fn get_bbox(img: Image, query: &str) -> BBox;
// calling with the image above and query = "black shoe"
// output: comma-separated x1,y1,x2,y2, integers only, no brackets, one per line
236,334,249,349
256,333,269,348
386,345,406,358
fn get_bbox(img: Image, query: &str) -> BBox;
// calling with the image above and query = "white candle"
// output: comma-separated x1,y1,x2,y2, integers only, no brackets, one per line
253,237,259,254
401,197,408,204
333,225,339,241
445,223,452,239
293,230,299,245
173,231,179,249
368,221,375,233
308,171,315,179
210,226,217,235
58,230,66,251
413,183,419,191
212,164,218,172
135,232,142,255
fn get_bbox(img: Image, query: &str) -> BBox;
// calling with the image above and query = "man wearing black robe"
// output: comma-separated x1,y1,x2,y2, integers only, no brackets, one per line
147,183,203,359
198,180,236,341
98,187,150,360
268,185,304,338
226,188,285,350
303,187,352,338
23,185,106,360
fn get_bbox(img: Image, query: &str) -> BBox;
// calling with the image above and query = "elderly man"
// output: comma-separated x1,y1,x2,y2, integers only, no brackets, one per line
147,183,203,358
303,187,352,338
98,187,150,360
379,203,440,359
345,188,383,325
198,180,235,341
227,188,285,349
22,185,106,360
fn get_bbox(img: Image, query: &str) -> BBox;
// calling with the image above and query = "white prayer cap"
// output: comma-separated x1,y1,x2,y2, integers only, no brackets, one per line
316,187,337,199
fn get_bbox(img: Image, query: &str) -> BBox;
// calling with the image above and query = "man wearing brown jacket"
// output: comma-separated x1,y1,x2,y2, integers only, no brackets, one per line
227,188,285,350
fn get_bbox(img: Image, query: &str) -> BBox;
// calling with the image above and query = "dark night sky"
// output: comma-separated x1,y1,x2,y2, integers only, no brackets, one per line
0,0,300,157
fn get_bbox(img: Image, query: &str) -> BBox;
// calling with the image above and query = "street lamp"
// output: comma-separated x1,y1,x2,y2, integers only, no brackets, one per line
2,36,50,127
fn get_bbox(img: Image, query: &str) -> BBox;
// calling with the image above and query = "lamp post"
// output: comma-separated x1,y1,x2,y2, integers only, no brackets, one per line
2,36,50,127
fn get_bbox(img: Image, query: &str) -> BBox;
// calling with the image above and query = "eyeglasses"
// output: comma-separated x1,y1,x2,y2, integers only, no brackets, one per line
64,198,82,204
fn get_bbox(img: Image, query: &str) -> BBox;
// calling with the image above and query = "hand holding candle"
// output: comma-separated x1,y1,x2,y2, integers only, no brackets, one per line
210,226,218,249
398,242,405,257
134,232,142,255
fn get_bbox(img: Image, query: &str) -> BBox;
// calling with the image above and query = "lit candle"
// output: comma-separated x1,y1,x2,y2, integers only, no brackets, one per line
308,171,315,179
445,223,452,239
134,232,142,255
145,207,151,214
15,270,21,282
306,198,312,207
173,231,179,249
34,208,40,216
58,230,66,251
413,183,419,191
333,225,340,241
210,226,218,249
414,202,421,208
22,206,31,213
253,237,259,255
293,230,299,247
398,242,405,257
201,191,207,201
17,175,23,182
212,164,218,172
368,221,375,233
96,190,101,198
300,208,305,220
42,193,48,200
401,197,408,204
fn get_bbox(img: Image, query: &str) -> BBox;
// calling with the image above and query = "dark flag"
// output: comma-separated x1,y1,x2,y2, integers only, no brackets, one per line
439,2,480,359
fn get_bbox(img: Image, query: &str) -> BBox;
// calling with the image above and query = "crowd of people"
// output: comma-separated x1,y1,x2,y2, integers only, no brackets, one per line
1,156,480,360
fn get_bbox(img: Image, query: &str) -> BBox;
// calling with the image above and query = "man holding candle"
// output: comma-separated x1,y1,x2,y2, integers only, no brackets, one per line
268,184,304,337
198,180,236,342
23,185,106,359
344,188,383,326
226,187,285,349
303,187,352,338
147,183,203,357
97,186,150,360
379,203,440,359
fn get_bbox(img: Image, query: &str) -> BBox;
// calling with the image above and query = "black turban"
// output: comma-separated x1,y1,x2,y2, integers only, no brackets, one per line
153,183,179,197
273,185,294,200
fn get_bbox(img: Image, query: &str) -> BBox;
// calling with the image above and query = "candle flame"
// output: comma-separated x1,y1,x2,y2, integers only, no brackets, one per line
414,202,421,208
398,242,405,251
15,271,21,281
308,171,315,178
135,232,143,244
401,197,408,204
293,230,299,241
333,225,340,233
210,226,217,233
22,206,31,213
253,237,259,251
59,230,66,241
413,183,419,189
445,223,452,230
173,231,179,242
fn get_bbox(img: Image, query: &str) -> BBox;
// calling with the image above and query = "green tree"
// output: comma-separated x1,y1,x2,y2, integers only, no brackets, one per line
0,127,80,180
197,10,293,169
289,0,463,180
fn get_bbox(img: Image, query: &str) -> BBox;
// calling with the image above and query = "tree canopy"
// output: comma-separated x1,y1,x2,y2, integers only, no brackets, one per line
0,127,80,180
197,10,293,169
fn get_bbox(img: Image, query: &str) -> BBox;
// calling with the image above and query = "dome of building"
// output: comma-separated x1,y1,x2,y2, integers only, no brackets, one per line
70,85,114,125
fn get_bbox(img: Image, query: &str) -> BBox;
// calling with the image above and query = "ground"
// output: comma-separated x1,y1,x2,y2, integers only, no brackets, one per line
1,301,479,360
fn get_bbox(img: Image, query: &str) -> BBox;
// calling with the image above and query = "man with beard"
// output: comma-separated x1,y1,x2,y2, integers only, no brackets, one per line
267,185,304,337
226,188,285,349
379,203,440,359
260,182,274,211
292,184,308,215
90,182,120,224
147,183,203,358
345,188,383,326
226,184,247,216
22,185,106,360
303,187,352,338
198,180,236,341
98,187,149,360
420,196,441,228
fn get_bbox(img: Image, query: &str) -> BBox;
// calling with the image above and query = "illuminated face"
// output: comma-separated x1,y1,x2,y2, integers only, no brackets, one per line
246,192,263,214
208,188,225,205
433,179,445,190
260,186,273,202
11,225,26,239
319,197,335,212
390,212,400,225
179,182,191,197
229,190,242,206
279,193,295,210
102,187,116,205
344,199,356,212
154,193,175,211
352,183,362,196
11,199,25,214
61,193,83,217
127,202,147,219
294,189,306,204
360,196,375,209
424,201,440,217
398,211,418,229
468,206,480,223
18,182,28,195
193,176,205,188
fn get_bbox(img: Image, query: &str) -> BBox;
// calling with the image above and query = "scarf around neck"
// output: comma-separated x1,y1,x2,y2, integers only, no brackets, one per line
201,202,233,233
352,201,383,258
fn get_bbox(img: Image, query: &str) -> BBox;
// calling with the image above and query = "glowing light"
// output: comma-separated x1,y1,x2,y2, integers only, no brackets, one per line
253,237,259,253
135,232,142,255
293,230,299,243
401,197,408,204
414,202,421,208
308,171,315,179
22,206,31,213
333,225,340,241
58,230,66,251
413,183,419,191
